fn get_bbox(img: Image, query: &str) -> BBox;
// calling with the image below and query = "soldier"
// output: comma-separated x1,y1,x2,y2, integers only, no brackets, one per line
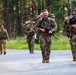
62,8,75,37
24,19,35,54
36,9,57,63
68,8,76,61
63,9,76,61
62,17,71,37
0,25,9,55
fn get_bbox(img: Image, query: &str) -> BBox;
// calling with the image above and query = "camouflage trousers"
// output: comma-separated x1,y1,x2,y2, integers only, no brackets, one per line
0,40,6,55
27,35,35,53
39,35,52,60
70,35,76,58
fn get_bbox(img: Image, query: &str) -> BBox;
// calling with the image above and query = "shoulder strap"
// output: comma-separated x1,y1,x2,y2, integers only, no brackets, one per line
48,17,51,24
39,17,53,27
39,17,43,25
48,17,54,28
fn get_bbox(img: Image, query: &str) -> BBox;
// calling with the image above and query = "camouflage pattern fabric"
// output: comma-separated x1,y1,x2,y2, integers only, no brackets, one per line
70,35,76,59
39,35,51,60
0,40,2,54
36,17,57,61
0,29,8,55
62,17,72,38
0,29,8,40
27,36,35,53
24,24,35,53
64,17,76,59
69,27,76,59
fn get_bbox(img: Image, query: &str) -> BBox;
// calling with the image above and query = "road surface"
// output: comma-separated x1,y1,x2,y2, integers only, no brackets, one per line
0,49,76,75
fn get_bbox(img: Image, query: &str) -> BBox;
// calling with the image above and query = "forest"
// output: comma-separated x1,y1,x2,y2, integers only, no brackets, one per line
0,0,76,38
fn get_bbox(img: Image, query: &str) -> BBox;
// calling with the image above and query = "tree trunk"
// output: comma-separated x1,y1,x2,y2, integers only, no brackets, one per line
3,0,10,34
15,0,21,36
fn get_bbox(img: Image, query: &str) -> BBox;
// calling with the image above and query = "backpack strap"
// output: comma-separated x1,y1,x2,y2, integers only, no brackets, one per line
39,17,52,26
48,17,54,28
39,17,43,26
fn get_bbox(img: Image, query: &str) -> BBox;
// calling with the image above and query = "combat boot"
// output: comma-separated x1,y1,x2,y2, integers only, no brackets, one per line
46,59,49,63
73,57,76,61
4,51,6,55
30,51,34,54
42,58,45,63
29,49,34,54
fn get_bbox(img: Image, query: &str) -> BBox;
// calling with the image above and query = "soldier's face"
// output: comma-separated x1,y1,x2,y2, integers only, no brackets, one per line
1,25,4,30
30,20,33,25
43,11,48,19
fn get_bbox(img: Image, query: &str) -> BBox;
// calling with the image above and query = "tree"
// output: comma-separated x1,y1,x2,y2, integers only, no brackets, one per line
3,0,10,34
0,0,76,38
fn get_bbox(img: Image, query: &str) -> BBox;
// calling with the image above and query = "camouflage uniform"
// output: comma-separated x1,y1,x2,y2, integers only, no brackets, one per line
62,17,72,37
69,16,76,61
36,17,57,63
50,14,55,20
25,22,35,54
0,26,9,55
63,8,76,61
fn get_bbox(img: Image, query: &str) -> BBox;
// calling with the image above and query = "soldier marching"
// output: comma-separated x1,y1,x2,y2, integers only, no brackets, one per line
36,9,57,63
0,25,9,55
24,19,35,54
63,8,76,61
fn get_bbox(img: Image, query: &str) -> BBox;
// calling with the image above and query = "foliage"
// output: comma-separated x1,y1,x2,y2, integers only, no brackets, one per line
6,33,71,50
0,0,76,38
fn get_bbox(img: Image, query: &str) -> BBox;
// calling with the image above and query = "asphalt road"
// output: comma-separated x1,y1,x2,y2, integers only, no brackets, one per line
0,49,76,75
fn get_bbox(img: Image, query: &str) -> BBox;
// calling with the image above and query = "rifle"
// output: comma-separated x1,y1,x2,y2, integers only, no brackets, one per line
38,25,58,39
69,16,76,25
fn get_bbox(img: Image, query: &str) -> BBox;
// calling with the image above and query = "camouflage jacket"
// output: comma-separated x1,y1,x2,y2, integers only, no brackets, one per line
63,16,76,38
36,17,57,36
0,29,9,40
24,24,35,36
69,17,76,35
62,17,71,37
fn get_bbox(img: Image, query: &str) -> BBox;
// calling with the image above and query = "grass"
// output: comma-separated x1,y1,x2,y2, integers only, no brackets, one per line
6,33,71,50
51,33,70,50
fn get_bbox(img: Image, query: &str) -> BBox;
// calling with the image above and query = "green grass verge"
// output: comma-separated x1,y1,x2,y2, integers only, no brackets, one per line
6,33,71,50
51,33,71,50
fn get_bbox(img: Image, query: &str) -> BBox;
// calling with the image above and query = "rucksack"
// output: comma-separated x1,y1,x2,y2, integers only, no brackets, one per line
39,17,54,29
62,17,72,38
37,17,56,37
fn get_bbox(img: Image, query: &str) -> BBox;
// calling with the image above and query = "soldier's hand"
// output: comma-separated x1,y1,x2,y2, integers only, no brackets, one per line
39,28,45,32
48,31,52,34
30,28,34,32
72,24,76,28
